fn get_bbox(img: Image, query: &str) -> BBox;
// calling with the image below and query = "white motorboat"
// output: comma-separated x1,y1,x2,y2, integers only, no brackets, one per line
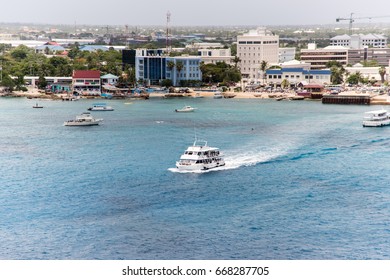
175,105,196,112
176,139,225,171
213,91,223,99
88,103,114,111
362,109,390,127
64,112,103,126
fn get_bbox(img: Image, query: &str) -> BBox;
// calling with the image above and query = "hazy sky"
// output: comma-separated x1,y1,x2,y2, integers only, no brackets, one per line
2,0,390,26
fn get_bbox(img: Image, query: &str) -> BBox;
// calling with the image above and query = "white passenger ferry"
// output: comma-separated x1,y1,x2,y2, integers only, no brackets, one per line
176,139,225,171
362,109,390,127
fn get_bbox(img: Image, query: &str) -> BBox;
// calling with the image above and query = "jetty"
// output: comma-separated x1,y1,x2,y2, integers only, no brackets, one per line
322,93,371,105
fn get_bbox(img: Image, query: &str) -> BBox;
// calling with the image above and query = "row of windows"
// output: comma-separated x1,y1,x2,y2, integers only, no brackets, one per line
267,75,327,80
238,41,278,44
75,79,100,83
177,73,200,78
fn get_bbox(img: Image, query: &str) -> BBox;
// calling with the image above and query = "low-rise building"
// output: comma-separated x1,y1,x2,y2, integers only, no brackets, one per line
198,48,233,65
266,68,331,87
72,70,101,95
300,44,348,69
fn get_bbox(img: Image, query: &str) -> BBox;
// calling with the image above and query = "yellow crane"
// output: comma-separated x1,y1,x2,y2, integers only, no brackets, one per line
336,13,390,35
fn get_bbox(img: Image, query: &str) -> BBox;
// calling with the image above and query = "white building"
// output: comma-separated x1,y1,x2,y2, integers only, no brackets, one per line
345,64,390,83
198,48,234,65
279,47,296,63
237,27,279,80
185,42,224,50
330,34,387,49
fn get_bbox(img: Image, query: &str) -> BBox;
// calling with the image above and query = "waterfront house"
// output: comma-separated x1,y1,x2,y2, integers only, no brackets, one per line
101,74,119,85
72,70,101,96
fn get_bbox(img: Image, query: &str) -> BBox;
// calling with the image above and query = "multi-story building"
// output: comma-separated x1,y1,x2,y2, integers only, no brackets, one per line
279,47,296,63
237,27,279,80
330,34,387,49
198,48,234,65
135,49,202,86
301,43,390,68
347,47,390,66
300,44,348,69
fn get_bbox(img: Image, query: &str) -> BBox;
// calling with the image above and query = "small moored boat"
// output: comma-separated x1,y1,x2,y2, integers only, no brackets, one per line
33,103,43,108
88,103,114,111
64,112,103,126
175,105,197,112
213,91,223,99
362,109,390,127
176,139,225,171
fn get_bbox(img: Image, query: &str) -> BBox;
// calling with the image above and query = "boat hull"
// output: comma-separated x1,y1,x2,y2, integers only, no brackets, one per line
64,121,100,126
363,120,390,127
176,161,225,171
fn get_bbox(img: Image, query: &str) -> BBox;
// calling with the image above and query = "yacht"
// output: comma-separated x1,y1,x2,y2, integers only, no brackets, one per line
87,103,114,111
64,112,103,126
362,109,390,127
176,139,225,171
175,105,196,112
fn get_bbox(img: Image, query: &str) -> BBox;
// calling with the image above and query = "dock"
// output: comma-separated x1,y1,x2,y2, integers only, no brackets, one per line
322,94,371,105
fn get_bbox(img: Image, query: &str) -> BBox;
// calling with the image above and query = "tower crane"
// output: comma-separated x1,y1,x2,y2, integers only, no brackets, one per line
336,13,390,35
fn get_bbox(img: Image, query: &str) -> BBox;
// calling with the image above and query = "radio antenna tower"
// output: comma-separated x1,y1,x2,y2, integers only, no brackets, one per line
166,11,171,54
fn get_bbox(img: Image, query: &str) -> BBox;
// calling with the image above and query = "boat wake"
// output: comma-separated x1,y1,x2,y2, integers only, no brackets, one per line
168,145,290,174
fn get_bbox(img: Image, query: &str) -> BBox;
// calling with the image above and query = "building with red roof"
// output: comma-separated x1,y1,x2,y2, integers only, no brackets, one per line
72,70,101,96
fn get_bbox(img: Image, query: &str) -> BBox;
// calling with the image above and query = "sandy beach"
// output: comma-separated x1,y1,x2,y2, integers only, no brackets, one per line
4,86,390,104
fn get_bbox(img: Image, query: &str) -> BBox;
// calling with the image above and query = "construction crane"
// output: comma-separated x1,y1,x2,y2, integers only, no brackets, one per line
336,13,390,35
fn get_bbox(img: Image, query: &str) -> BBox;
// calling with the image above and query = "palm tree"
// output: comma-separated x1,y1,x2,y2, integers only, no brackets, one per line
330,65,346,85
260,60,268,85
175,61,184,86
281,79,290,89
232,56,241,69
167,60,175,71
379,66,386,84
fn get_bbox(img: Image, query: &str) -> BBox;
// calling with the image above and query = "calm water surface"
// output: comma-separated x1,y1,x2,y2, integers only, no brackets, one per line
1,96,390,259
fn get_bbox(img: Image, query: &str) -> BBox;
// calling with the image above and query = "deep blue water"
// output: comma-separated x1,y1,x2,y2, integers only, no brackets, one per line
1,96,390,260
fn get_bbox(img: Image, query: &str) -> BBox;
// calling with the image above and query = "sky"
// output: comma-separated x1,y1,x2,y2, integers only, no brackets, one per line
1,0,390,27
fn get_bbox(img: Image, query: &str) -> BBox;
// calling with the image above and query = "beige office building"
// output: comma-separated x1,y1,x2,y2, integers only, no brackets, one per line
237,27,279,80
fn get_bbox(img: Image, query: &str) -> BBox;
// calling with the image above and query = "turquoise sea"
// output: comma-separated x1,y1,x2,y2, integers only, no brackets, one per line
1,96,390,259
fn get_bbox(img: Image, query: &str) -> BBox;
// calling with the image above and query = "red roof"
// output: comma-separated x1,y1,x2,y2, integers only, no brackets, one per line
72,70,101,79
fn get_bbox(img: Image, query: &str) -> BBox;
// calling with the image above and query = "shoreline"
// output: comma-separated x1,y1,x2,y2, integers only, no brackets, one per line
3,88,390,105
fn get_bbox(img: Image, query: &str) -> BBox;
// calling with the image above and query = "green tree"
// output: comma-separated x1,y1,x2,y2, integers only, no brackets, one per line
346,72,363,85
232,56,241,69
167,60,175,71
328,63,346,85
10,45,31,61
175,61,184,85
281,79,290,89
0,72,15,91
37,74,48,90
379,67,386,84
